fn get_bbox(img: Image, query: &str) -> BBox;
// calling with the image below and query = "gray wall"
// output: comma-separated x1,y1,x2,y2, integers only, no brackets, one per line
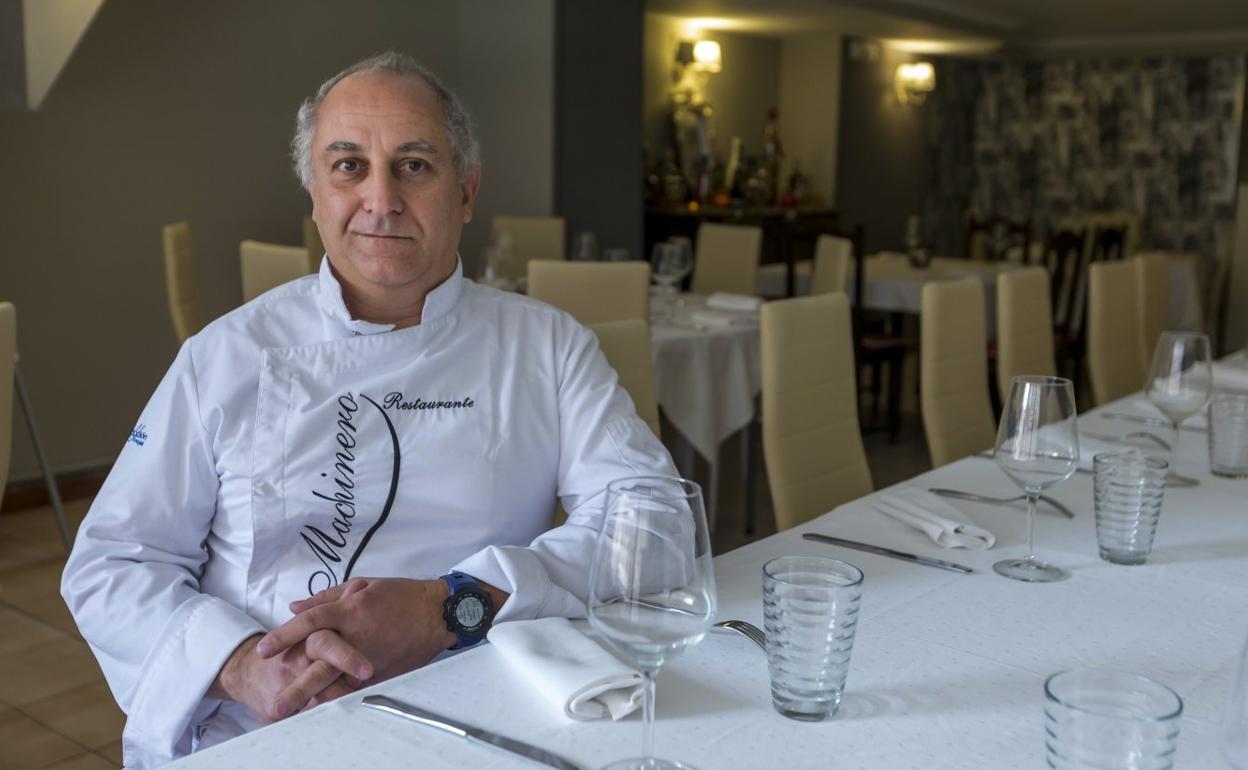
0,0,554,481
555,0,643,260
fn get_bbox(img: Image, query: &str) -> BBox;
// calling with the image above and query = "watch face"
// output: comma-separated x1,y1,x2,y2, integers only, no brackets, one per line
455,596,486,630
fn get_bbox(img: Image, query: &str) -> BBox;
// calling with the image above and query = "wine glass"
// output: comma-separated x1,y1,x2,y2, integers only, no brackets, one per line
650,242,693,296
574,231,600,261
1146,331,1212,477
1224,631,1248,767
588,477,717,770
993,376,1080,583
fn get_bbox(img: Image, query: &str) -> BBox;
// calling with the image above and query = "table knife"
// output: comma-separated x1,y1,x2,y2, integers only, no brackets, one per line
361,695,581,770
802,533,974,574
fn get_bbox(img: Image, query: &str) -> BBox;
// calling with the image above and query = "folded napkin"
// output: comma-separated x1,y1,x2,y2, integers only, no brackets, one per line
705,292,762,313
487,617,643,721
1214,361,1248,392
872,487,994,549
689,309,755,329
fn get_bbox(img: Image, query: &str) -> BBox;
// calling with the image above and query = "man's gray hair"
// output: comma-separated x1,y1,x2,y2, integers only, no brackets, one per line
291,51,480,188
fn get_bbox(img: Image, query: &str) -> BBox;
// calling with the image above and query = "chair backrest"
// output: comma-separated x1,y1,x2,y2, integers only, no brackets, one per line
240,240,313,302
809,234,852,296
302,215,325,273
1087,259,1146,405
1093,225,1128,262
761,293,873,531
1046,228,1088,329
528,261,650,326
966,216,1032,263
1133,252,1169,372
996,267,1057,398
920,277,996,467
0,302,15,506
491,215,566,283
691,222,762,296
588,320,660,436
162,222,204,344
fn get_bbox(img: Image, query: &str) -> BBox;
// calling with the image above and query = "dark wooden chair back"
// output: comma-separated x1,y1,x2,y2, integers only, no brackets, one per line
1045,228,1089,329
1092,225,1128,262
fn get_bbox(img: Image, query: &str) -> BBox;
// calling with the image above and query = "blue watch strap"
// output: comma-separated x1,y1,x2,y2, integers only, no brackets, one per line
440,571,491,649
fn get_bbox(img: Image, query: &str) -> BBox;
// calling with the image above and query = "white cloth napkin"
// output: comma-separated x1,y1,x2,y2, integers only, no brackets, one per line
1214,360,1248,392
872,487,994,549
487,617,643,721
705,292,762,313
689,309,755,329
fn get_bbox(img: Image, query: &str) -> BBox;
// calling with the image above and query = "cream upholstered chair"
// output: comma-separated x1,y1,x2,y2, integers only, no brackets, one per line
528,260,650,326
809,234,852,296
691,222,762,296
163,222,204,344
996,267,1057,398
761,293,873,531
302,215,325,272
0,303,14,508
921,278,996,467
240,240,314,302
491,215,566,284
1133,252,1168,373
589,320,660,436
1087,260,1146,406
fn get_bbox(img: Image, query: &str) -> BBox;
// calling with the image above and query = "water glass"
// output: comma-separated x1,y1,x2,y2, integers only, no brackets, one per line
763,556,863,721
573,230,599,260
603,247,631,262
1044,668,1182,769
1093,452,1168,566
1209,391,1248,478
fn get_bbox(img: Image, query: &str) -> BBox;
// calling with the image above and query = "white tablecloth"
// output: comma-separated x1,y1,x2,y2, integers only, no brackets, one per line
168,388,1245,769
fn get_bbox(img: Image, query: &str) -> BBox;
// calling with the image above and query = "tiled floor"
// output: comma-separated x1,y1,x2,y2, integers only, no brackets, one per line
0,409,932,769
0,499,123,770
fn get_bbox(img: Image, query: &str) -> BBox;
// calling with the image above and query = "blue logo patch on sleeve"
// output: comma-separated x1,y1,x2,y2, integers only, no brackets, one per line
128,424,149,447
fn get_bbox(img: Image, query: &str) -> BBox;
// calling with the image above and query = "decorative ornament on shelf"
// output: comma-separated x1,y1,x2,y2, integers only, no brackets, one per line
895,61,936,105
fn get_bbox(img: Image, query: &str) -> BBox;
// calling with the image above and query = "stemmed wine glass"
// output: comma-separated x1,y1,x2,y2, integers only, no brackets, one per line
1146,331,1213,478
588,477,717,770
993,376,1080,583
650,242,693,295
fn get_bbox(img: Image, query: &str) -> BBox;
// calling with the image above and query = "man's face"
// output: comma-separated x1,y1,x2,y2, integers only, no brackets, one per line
308,71,480,294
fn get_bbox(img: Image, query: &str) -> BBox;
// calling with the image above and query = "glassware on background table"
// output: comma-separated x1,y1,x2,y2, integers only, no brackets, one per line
1093,451,1168,565
993,375,1079,582
763,556,863,721
1223,632,1248,767
603,247,631,262
650,243,692,295
1045,668,1182,769
1146,331,1213,478
588,477,716,770
574,231,599,261
1209,391,1248,478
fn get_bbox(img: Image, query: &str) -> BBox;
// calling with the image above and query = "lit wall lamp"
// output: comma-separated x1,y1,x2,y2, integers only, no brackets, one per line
675,38,722,74
895,61,936,105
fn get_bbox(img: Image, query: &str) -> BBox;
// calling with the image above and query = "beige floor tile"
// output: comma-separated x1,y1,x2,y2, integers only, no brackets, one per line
0,500,90,553
0,606,65,655
0,704,83,770
0,538,62,573
22,681,123,750
0,637,104,707
0,559,67,605
15,595,81,638
38,753,117,770
93,741,122,766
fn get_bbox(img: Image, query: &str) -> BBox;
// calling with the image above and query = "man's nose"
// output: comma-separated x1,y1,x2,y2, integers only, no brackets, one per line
361,168,403,215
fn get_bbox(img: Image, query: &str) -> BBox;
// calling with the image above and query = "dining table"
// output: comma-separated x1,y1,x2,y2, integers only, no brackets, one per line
166,382,1247,769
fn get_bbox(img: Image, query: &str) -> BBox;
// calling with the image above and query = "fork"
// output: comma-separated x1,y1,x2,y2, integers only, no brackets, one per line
928,488,1076,519
713,619,766,652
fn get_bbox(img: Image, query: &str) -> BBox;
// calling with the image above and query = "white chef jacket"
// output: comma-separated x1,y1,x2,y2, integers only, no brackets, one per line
61,257,675,768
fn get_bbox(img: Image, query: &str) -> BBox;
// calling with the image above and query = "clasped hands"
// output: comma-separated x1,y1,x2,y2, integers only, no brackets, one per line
212,577,503,723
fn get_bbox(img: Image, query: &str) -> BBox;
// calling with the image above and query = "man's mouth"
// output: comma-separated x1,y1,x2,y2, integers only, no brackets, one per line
355,232,413,240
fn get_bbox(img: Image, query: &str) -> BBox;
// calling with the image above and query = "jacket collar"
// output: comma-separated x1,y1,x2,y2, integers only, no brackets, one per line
315,255,464,336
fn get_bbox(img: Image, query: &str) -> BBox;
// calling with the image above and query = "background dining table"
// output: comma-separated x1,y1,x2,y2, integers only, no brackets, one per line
166,381,1246,769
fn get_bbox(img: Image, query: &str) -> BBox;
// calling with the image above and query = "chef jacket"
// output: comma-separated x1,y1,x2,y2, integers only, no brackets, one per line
61,257,675,767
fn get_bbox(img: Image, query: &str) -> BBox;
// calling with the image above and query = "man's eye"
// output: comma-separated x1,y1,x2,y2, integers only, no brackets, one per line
400,159,427,174
334,159,361,173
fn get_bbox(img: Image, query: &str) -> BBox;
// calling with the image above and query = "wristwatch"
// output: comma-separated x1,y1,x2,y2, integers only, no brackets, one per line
440,571,494,650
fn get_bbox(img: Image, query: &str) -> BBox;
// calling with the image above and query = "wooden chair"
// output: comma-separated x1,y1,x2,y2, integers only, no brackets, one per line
1046,229,1090,397
846,225,906,441
691,222,762,296
528,260,650,326
920,278,996,467
240,240,313,302
1087,260,1146,405
761,293,873,531
996,267,1058,399
966,216,1032,263
1093,225,1128,262
491,215,566,285
162,222,204,344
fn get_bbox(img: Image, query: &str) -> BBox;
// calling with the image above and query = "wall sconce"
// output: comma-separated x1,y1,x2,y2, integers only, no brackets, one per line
675,39,722,74
895,61,936,105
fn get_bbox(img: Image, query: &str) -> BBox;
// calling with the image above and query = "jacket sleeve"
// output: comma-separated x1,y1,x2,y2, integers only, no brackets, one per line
61,340,265,768
452,319,677,621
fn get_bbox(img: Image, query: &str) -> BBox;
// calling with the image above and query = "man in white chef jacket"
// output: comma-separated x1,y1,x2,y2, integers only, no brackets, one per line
61,51,674,768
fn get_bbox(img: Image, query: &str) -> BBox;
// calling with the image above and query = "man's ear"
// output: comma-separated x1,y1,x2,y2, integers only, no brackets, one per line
460,166,482,224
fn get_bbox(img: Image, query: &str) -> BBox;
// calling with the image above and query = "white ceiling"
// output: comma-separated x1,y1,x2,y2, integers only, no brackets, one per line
647,0,1248,52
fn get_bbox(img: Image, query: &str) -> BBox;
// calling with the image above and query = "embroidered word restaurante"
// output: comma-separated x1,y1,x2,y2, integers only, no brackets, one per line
383,391,475,411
